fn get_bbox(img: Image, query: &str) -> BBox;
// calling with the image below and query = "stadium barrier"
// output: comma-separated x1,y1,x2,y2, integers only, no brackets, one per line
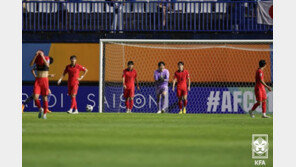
22,85,273,113
22,0,272,32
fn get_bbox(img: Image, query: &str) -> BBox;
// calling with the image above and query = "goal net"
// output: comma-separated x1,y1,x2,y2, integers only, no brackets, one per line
99,40,273,114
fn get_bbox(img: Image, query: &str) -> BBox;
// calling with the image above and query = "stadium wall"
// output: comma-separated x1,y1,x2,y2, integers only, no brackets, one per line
22,43,100,82
22,32,273,43
22,43,272,83
22,86,273,113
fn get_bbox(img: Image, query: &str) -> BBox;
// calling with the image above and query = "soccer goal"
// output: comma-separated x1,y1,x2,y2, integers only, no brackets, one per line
99,39,273,114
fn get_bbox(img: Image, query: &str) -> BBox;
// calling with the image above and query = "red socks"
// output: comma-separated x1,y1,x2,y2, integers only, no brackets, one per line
125,100,130,109
74,100,77,110
251,102,266,113
184,100,188,107
74,97,77,110
125,99,134,110
178,100,188,109
129,99,134,110
262,101,266,113
178,100,183,109
44,101,48,114
251,102,260,111
35,99,41,108
71,96,77,110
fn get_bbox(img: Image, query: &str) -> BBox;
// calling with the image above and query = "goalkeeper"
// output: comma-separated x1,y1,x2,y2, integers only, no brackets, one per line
154,61,169,114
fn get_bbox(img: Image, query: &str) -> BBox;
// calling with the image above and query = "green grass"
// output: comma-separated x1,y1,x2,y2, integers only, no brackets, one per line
23,113,273,167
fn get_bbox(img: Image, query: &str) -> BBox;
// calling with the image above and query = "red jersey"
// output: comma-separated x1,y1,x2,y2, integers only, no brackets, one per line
255,68,264,89
174,70,190,89
122,68,137,89
35,55,49,66
64,64,86,86
35,55,50,71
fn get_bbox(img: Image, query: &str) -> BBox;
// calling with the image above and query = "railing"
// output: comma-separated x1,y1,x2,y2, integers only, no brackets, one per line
22,1,273,32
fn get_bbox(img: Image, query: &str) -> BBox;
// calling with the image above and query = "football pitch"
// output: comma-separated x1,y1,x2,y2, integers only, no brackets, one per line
22,113,273,167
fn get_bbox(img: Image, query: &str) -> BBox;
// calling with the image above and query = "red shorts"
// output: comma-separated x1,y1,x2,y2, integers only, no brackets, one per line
255,87,267,101
177,87,188,97
34,77,49,96
124,88,135,98
68,84,79,95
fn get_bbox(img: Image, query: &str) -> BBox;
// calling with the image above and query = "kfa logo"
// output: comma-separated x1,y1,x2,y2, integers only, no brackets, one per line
252,134,269,159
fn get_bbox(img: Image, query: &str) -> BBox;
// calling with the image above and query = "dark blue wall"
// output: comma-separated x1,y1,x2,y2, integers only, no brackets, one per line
22,32,272,43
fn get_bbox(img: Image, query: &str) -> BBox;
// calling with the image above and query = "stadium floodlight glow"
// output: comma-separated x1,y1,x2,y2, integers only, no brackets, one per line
99,39,273,114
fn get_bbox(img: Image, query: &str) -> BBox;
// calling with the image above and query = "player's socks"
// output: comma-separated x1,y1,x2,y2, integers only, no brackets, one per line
70,97,76,109
35,99,41,109
73,97,77,110
183,100,188,114
44,101,48,114
251,102,260,111
249,102,260,118
161,94,167,112
129,99,134,110
125,100,130,110
262,101,266,114
261,101,269,118
178,100,183,110
184,100,188,107
157,99,162,112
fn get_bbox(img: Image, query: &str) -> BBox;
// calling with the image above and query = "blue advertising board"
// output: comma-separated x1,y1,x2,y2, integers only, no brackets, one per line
22,86,272,113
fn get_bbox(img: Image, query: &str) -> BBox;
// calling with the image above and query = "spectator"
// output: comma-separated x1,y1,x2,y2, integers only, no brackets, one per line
157,0,172,29
23,0,27,12
110,0,124,32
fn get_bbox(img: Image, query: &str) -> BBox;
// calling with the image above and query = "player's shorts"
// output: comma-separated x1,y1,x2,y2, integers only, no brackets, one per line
33,77,49,96
177,87,188,97
156,86,168,95
255,87,267,101
124,88,135,98
68,84,79,95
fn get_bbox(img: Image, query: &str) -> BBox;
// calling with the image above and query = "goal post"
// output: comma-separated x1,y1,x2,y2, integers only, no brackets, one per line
99,39,273,114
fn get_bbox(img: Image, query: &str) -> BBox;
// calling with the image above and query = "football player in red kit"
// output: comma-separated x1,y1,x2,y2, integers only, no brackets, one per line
22,65,55,113
122,61,140,113
172,61,191,114
249,60,272,118
58,55,88,114
29,50,53,119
